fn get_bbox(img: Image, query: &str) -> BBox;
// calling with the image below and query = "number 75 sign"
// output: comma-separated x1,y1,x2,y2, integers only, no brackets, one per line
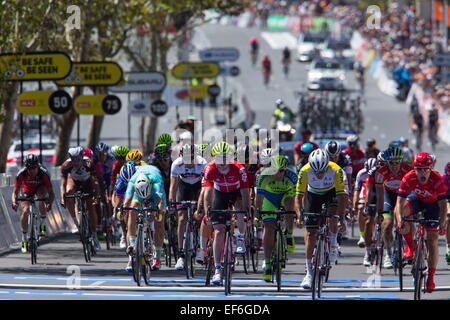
74,95,121,115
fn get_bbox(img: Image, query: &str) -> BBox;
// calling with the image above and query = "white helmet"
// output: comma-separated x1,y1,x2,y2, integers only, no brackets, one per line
365,158,377,171
110,145,119,156
134,175,151,199
308,149,329,173
68,146,84,158
260,148,275,165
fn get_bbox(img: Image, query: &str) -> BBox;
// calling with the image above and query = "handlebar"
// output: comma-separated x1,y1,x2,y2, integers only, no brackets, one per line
64,192,93,199
402,217,440,225
259,210,296,215
209,210,247,215
303,212,340,220
122,207,159,213
16,197,49,203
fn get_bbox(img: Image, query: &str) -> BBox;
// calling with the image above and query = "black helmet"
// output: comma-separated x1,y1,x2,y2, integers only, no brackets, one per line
324,140,340,157
366,138,376,146
24,154,39,168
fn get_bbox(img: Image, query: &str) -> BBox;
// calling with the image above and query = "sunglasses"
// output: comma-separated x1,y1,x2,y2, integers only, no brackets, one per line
26,166,38,170
387,160,401,165
71,157,83,162
415,167,431,172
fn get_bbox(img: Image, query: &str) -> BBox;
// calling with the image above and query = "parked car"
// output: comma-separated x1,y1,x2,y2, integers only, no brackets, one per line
6,138,56,175
307,58,347,91
296,32,327,62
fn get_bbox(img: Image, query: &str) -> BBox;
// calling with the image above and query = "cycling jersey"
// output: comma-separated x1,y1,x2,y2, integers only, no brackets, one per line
398,170,447,204
296,161,345,196
202,160,249,192
125,164,166,206
372,163,413,193
342,147,366,175
61,159,95,182
257,167,297,211
149,159,171,196
110,160,123,186
170,155,207,184
114,175,128,198
246,164,262,188
442,174,450,201
94,154,115,188
336,153,353,176
355,168,369,200
15,166,51,195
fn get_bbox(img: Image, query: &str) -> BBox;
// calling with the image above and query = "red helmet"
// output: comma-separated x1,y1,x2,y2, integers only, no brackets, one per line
83,148,93,160
413,152,432,167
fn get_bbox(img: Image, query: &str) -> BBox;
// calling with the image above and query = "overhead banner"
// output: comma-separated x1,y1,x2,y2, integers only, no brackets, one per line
17,90,73,115
74,95,121,115
0,51,72,81
110,72,166,92
171,62,220,80
55,61,123,86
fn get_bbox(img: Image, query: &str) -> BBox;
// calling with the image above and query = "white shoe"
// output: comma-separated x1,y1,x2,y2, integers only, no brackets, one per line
175,257,184,270
212,269,222,285
120,236,127,249
125,258,133,273
383,254,393,269
236,236,246,254
93,236,101,251
301,274,313,289
357,236,365,248
329,246,338,264
363,253,371,267
71,226,79,234
196,249,205,264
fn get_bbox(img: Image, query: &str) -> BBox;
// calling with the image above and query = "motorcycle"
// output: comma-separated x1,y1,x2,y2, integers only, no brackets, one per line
276,120,296,142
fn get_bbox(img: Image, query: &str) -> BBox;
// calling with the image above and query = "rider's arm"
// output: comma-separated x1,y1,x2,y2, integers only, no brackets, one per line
168,176,178,204
334,168,346,219
394,196,407,226
375,183,384,213
203,186,213,215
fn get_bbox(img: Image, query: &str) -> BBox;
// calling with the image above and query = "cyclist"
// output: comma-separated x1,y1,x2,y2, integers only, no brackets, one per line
11,154,55,253
342,135,366,181
203,142,250,285
355,60,365,92
399,137,414,163
256,155,297,281
261,55,272,85
365,138,380,159
124,165,166,272
169,144,207,270
428,104,439,147
83,148,94,160
295,149,346,289
60,146,101,249
442,162,450,264
371,147,412,268
109,146,130,197
295,142,317,172
281,46,291,77
353,158,377,249
271,99,295,129
410,106,424,150
249,36,259,65
396,152,447,293
126,149,146,166
112,162,137,248
293,129,319,166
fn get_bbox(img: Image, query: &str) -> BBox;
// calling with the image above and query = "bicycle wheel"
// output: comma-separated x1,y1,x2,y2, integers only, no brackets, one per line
394,230,404,291
80,212,91,263
317,239,325,299
311,237,322,300
205,243,214,286
29,214,37,264
184,230,191,279
276,231,282,292
413,239,424,300
251,226,260,273
224,232,233,295
142,228,152,285
133,227,143,286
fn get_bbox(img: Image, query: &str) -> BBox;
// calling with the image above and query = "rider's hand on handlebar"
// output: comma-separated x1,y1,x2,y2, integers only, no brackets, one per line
11,201,18,211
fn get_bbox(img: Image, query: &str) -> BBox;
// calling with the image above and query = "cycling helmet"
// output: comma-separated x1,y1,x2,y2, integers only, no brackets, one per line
197,143,208,156
110,145,119,156
445,162,450,175
346,134,359,145
68,146,84,158
211,142,232,157
275,99,284,108
308,149,329,173
24,154,39,168
95,142,109,153
366,138,376,146
126,149,143,162
179,131,193,143
114,146,129,159
155,144,171,160
399,136,408,144
324,140,341,157
300,142,314,155
134,175,151,199
181,144,196,161
83,148,93,160
388,140,402,148
270,155,287,170
120,162,136,182
157,133,173,146
260,148,274,164
385,147,403,160
413,152,433,167
365,158,377,171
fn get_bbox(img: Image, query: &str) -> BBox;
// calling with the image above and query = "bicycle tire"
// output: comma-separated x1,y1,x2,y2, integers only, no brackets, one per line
251,226,260,273
205,243,214,286
413,238,423,300
134,227,143,286
394,230,404,291
377,242,384,275
224,232,232,295
29,213,37,264
311,237,322,300
81,212,91,263
184,231,191,279
276,231,282,292
317,238,325,299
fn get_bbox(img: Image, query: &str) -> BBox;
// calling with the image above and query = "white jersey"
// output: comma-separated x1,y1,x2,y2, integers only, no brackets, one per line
170,155,207,184
355,168,368,192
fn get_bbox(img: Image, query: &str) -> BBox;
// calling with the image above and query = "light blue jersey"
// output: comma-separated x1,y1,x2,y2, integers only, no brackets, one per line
125,164,166,207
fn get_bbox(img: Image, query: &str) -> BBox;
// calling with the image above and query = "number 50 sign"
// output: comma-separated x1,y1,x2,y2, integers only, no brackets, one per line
17,90,73,115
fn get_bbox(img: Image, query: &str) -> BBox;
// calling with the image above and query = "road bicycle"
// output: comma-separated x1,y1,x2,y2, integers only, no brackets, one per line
99,200,115,250
164,208,178,268
368,205,384,275
303,210,340,300
64,192,95,263
123,206,158,286
402,212,440,300
174,201,198,279
16,196,48,264
393,226,405,292
243,209,260,274
261,209,296,292
208,209,247,295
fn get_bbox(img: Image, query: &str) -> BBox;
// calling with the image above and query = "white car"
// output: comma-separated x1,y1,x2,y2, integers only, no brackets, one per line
6,138,56,175
297,32,327,62
320,38,355,69
307,58,347,91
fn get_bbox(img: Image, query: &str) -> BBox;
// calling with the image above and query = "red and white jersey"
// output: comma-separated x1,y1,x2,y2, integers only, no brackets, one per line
373,163,413,193
202,160,249,192
398,170,447,203
342,148,366,174
15,166,52,194
355,168,368,198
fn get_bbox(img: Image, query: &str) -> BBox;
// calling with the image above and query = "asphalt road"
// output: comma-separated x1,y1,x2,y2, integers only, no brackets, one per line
2,23,450,301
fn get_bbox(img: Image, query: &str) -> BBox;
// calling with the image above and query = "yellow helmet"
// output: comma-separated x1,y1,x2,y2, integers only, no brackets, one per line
126,149,143,162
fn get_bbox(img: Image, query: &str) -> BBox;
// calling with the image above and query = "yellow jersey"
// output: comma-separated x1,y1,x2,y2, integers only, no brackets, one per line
296,161,345,196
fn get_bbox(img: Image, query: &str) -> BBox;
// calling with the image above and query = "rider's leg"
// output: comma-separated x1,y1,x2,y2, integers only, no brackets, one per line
20,201,31,240
177,209,187,255
154,210,166,261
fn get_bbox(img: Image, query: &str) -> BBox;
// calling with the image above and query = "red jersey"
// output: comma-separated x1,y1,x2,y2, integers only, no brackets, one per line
15,167,52,194
294,141,319,157
246,163,262,188
372,163,413,193
202,160,249,192
110,160,123,185
398,170,447,203
342,148,366,174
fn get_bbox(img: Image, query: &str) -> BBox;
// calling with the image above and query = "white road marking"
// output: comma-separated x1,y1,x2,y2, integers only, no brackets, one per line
261,32,297,50
90,281,105,287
